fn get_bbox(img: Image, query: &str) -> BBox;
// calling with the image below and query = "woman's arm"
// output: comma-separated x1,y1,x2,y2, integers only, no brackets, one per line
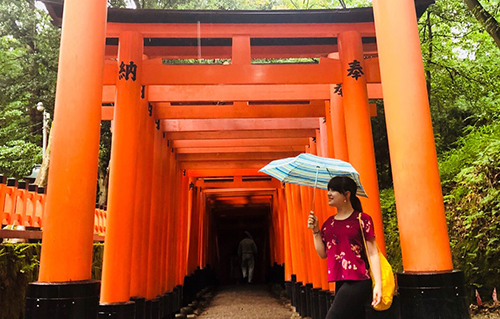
366,237,382,307
308,211,327,259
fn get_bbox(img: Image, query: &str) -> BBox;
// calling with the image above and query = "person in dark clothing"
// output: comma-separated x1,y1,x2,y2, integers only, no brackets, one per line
238,231,257,283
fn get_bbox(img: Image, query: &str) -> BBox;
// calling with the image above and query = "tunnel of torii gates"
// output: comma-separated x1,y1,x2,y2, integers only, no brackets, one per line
26,0,469,318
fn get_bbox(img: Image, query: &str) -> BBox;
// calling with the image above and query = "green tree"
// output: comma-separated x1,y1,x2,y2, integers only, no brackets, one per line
0,0,60,178
438,123,500,300
0,102,42,178
419,0,500,155
109,0,281,9
462,0,500,50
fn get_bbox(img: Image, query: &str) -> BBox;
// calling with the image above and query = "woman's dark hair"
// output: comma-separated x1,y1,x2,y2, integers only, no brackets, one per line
327,176,363,212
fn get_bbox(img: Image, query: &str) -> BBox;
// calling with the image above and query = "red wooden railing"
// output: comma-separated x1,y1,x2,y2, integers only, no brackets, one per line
0,175,106,240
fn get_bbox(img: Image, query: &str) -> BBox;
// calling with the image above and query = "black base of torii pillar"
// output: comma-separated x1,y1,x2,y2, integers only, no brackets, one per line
398,271,470,319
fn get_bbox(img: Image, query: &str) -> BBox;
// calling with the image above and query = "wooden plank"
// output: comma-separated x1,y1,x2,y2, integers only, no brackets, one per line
195,180,280,189
0,229,104,242
105,43,379,60
176,145,305,154
106,22,376,39
141,58,342,85
186,169,264,177
172,138,309,148
163,118,320,132
181,161,269,170
102,83,383,103
177,152,298,162
204,189,277,196
166,129,316,140
155,101,326,119
102,107,114,120
102,57,381,86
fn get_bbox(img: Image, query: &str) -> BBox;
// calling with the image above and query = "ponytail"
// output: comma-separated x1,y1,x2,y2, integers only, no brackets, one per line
350,194,363,212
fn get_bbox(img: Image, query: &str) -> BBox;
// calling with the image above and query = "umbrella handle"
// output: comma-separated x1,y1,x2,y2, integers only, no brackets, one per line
311,166,319,211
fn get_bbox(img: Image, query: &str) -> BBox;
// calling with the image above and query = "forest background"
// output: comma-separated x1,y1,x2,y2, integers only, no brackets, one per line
1,0,500,305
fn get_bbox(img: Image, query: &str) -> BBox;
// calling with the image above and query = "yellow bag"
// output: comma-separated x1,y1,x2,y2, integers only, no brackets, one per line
358,215,395,311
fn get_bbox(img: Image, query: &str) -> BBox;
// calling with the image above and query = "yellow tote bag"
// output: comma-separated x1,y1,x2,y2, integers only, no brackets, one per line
358,215,395,311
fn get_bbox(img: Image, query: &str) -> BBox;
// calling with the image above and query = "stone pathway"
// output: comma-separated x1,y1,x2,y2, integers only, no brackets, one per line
196,284,295,319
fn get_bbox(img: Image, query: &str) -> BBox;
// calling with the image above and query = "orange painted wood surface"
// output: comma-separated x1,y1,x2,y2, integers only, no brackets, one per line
146,130,166,299
162,118,320,132
38,0,108,283
155,102,326,119
339,31,386,254
100,31,144,303
103,58,381,86
177,152,299,162
176,146,305,154
373,0,453,272
172,138,310,148
102,84,383,104
166,129,316,140
129,90,153,299
106,22,376,38
105,43,379,60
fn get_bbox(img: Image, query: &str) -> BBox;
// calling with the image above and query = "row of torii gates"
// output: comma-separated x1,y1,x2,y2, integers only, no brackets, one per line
27,0,469,318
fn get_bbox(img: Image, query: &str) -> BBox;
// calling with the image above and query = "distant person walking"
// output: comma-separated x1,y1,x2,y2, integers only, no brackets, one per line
238,231,257,283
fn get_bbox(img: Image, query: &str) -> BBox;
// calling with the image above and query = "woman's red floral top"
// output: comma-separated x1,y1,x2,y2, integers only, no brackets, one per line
320,211,375,282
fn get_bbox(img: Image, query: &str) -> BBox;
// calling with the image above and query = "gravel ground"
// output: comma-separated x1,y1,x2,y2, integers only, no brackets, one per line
472,312,500,319
196,284,295,319
194,284,499,319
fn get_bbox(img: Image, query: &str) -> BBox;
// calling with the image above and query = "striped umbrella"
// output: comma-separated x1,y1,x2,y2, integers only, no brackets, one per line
259,153,367,198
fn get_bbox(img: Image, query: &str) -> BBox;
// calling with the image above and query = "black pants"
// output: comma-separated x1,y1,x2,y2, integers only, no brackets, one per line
325,279,372,319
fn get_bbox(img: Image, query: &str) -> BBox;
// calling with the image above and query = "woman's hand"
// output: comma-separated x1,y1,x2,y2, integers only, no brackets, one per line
308,211,327,259
366,238,383,308
372,284,382,308
307,211,319,231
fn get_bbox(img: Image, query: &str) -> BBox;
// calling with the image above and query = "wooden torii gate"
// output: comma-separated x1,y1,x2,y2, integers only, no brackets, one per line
26,1,469,319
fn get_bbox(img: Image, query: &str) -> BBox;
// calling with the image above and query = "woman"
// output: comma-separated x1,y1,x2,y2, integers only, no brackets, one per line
307,176,382,319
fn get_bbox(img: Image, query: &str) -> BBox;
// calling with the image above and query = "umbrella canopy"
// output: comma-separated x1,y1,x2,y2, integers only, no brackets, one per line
259,153,367,197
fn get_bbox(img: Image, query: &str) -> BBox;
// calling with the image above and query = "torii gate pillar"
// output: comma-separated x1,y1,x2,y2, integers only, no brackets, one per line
373,0,469,318
25,0,107,318
338,31,386,253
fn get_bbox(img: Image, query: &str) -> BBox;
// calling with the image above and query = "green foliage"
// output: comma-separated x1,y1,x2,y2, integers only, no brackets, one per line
0,243,105,319
420,0,500,155
370,101,392,190
0,244,41,319
0,100,42,178
280,0,371,9
109,0,282,9
379,188,402,273
439,123,500,300
0,0,60,179
98,122,112,178
108,0,371,9
0,140,42,178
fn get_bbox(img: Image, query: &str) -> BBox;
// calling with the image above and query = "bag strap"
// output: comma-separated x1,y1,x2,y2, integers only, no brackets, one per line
358,213,373,271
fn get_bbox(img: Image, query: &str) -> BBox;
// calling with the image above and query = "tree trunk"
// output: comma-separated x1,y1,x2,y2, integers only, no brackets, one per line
34,123,52,187
463,0,500,50
425,11,433,105
97,169,109,207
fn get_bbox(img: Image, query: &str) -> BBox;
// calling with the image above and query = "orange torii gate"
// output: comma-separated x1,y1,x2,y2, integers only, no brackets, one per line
26,1,469,319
